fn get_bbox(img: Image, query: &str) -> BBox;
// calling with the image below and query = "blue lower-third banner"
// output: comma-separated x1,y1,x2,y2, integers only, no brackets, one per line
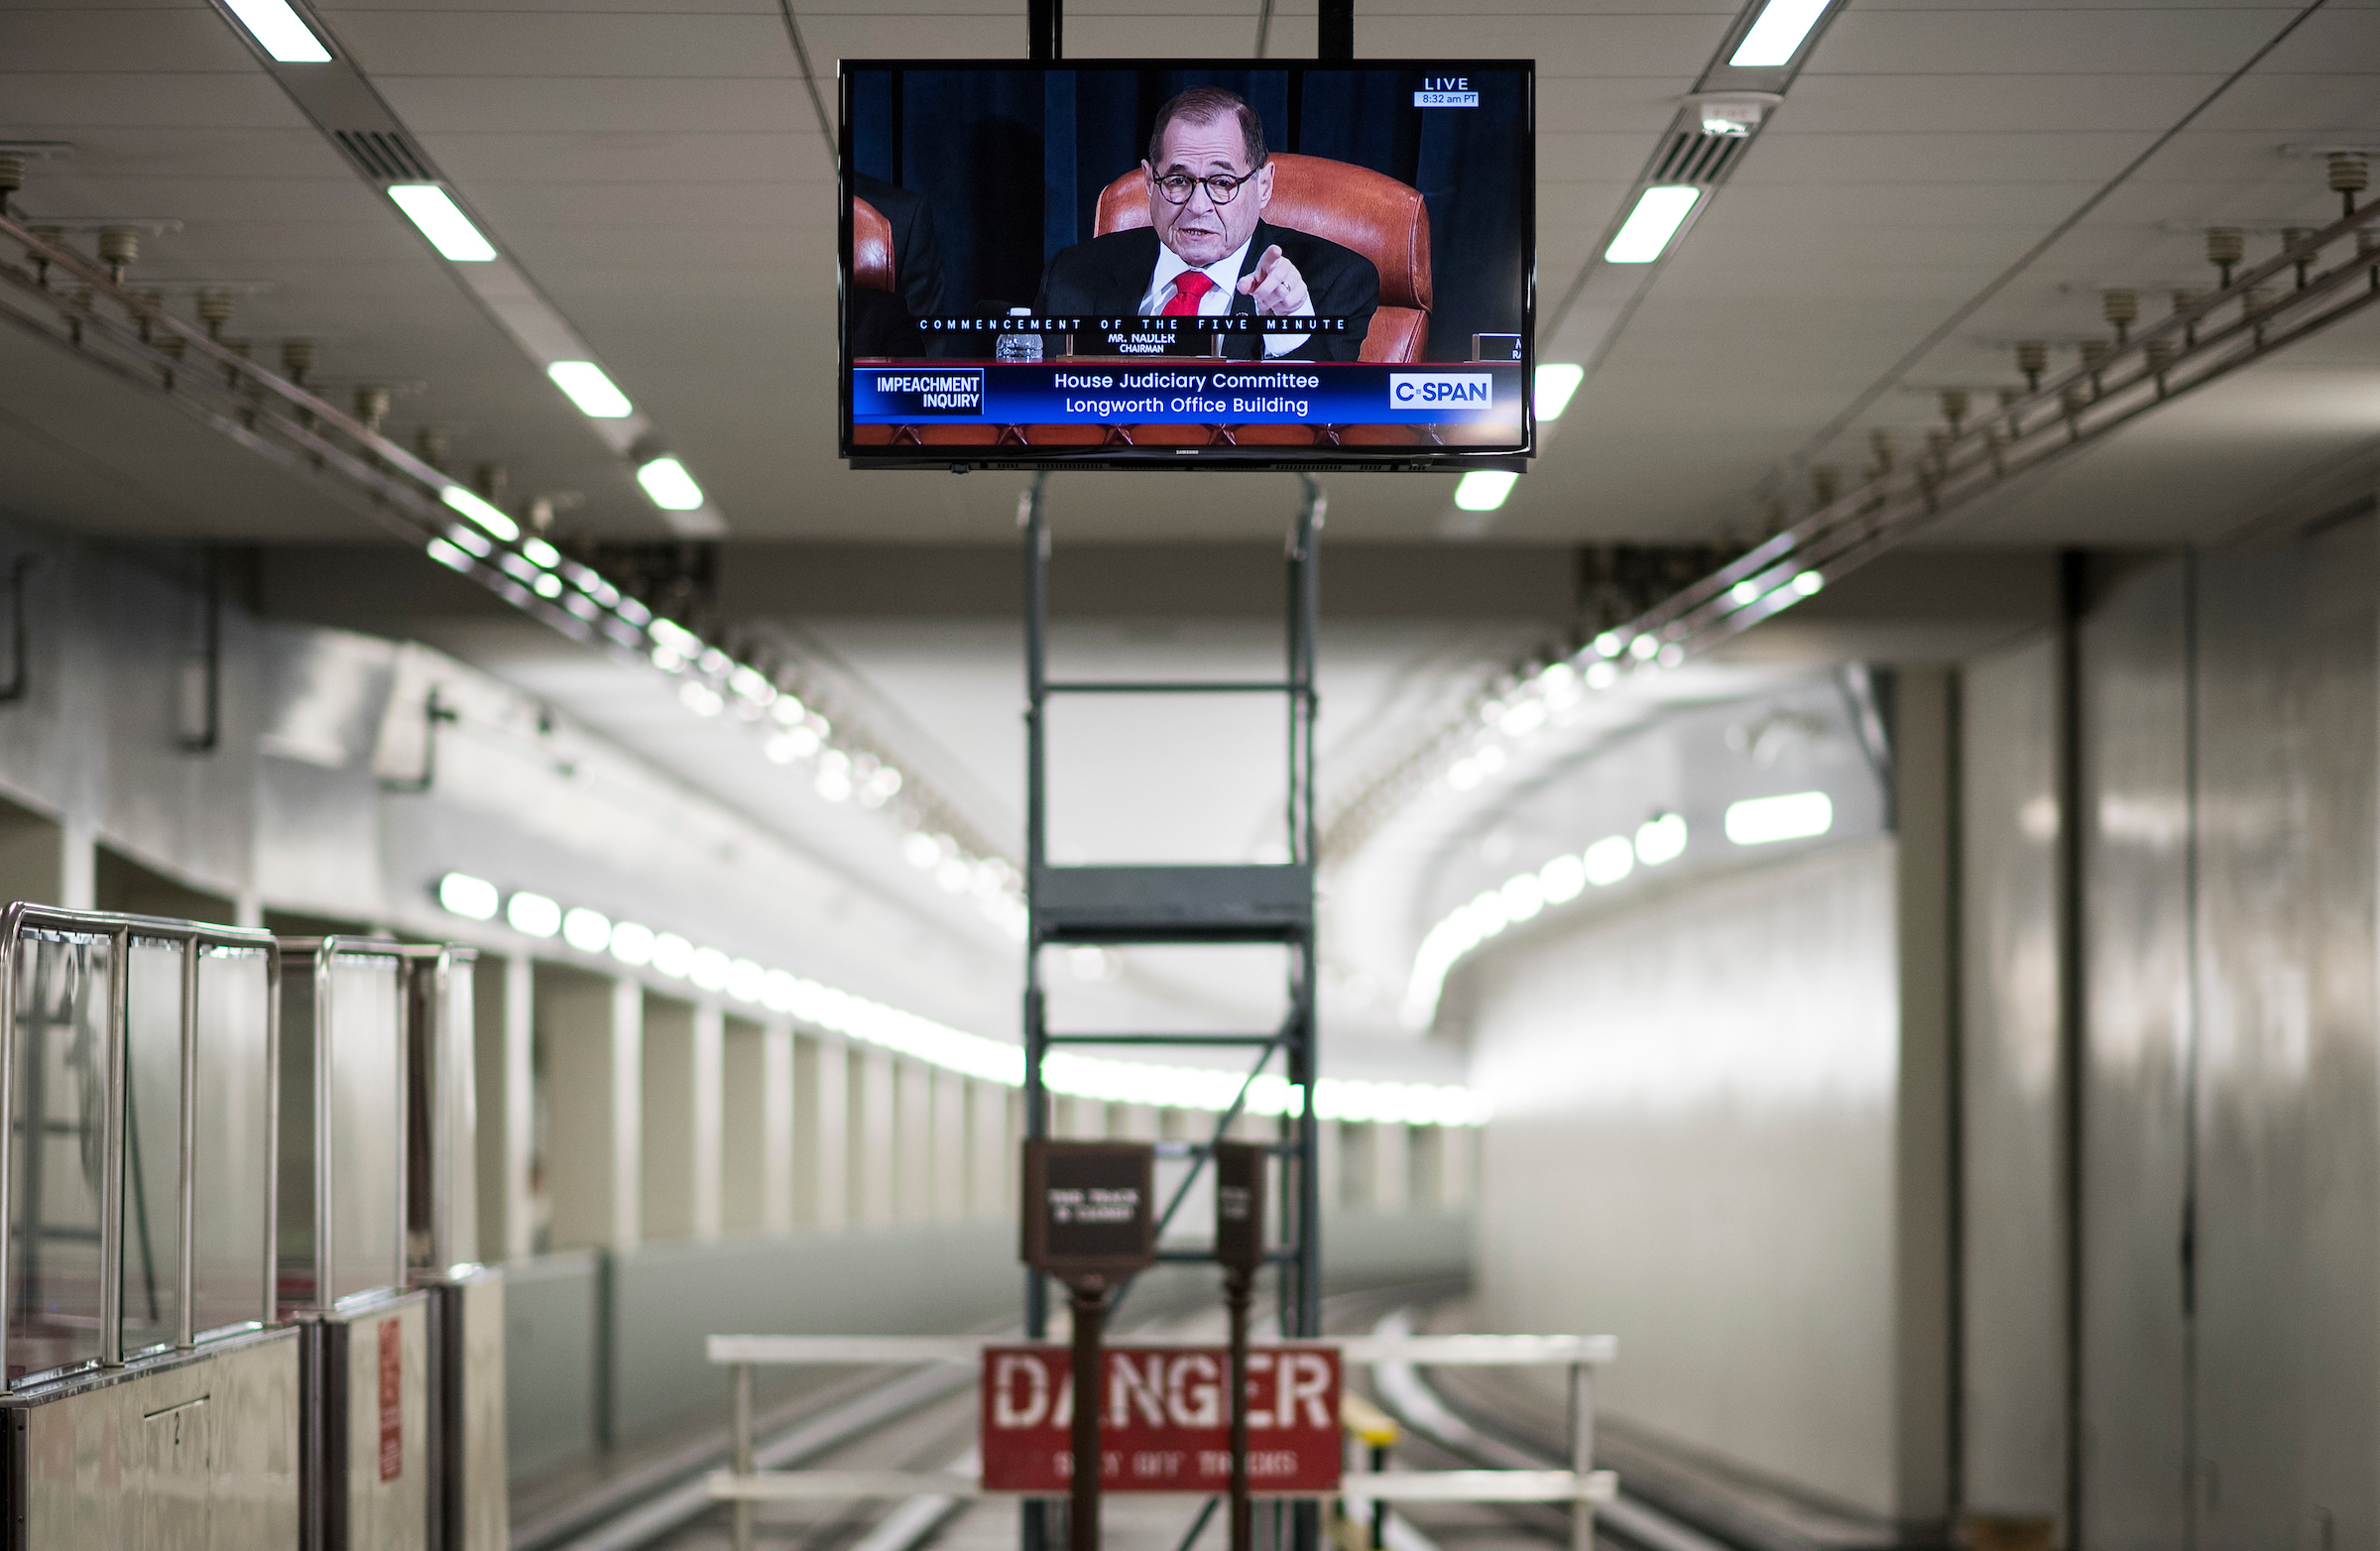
852,362,1527,425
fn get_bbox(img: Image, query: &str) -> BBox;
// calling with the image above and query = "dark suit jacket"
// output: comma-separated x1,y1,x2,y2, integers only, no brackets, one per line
1032,220,1379,363
849,174,946,357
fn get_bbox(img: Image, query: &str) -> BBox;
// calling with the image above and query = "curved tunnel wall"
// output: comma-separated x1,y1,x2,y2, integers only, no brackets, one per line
1456,502,2380,1550
1468,839,1907,1514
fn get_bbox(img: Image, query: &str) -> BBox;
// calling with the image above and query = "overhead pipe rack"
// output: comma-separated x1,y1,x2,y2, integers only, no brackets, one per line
1324,200,2380,864
0,212,1011,884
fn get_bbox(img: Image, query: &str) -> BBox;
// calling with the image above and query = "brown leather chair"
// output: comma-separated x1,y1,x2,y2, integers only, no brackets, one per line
1093,154,1432,363
852,197,894,294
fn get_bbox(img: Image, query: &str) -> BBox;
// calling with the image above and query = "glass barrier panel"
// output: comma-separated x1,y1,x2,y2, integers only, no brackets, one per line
405,960,432,1270
192,946,270,1337
8,931,111,1382
120,938,183,1358
441,957,478,1267
275,957,316,1310
327,953,402,1302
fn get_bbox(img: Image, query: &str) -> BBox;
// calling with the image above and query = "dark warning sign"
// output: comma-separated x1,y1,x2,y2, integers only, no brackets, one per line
1020,1139,1156,1285
1213,1140,1267,1275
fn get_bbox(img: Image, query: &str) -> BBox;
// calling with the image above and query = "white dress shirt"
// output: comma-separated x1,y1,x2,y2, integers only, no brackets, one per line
1138,237,1313,358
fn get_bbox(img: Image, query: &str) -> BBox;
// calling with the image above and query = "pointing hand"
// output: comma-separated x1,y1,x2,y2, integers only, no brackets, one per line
1238,245,1311,317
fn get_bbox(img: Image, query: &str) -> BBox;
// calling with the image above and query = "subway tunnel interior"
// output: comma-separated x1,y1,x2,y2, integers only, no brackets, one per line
0,0,2376,1548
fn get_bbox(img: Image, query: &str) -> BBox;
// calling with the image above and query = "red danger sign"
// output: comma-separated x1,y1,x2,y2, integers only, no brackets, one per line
980,1345,1342,1494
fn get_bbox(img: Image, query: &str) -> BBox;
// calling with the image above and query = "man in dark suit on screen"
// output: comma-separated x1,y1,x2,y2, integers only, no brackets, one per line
1033,87,1378,363
849,172,946,357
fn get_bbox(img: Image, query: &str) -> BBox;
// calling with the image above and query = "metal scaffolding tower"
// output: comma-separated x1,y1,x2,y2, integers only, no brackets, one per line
1018,473,1326,1551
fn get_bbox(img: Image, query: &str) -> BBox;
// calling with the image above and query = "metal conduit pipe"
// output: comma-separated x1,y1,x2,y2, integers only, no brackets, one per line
1321,190,2380,862
0,209,1013,890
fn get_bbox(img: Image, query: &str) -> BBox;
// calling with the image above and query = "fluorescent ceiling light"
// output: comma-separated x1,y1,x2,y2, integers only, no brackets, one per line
1634,813,1689,866
548,361,633,418
609,921,656,967
1534,364,1584,420
1726,790,1834,845
1582,835,1634,888
1730,0,1830,66
637,456,706,511
388,184,497,263
561,907,612,954
506,891,561,938
223,0,331,61
652,932,694,979
1454,470,1518,511
436,873,498,920
1606,185,1700,265
440,485,520,541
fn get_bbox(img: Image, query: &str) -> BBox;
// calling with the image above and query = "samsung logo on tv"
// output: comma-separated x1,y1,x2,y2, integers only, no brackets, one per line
1389,373,1492,407
1414,77,1480,107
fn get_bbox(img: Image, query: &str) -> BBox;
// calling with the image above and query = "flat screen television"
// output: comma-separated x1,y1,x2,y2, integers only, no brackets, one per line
840,61,1535,471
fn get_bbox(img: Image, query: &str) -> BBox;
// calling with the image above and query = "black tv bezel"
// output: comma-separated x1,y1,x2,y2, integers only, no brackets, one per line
838,59,1537,473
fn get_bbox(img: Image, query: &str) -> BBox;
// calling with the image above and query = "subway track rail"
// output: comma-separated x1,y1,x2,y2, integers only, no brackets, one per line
1356,1310,1732,1551
1368,1311,1926,1551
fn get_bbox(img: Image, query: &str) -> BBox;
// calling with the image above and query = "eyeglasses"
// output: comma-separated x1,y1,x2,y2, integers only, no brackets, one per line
1153,170,1250,206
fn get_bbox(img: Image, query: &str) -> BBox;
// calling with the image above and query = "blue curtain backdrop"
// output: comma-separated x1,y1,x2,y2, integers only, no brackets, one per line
846,66,1529,363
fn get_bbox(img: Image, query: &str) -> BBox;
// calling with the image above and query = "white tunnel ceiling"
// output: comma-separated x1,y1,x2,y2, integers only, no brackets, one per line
2,0,2375,547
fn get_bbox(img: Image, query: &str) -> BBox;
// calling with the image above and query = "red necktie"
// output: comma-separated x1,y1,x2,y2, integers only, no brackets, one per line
1159,271,1216,316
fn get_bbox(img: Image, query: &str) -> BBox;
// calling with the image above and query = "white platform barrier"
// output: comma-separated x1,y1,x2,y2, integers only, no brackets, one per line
704,1332,1618,1551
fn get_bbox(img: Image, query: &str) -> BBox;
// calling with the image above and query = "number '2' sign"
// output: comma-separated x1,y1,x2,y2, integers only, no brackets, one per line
980,1345,1342,1493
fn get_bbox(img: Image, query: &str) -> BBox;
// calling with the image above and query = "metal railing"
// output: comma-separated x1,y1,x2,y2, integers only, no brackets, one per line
0,903,282,1384
705,1332,1616,1551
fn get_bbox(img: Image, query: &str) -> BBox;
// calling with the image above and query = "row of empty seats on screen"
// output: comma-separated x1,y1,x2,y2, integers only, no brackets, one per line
0,905,503,1549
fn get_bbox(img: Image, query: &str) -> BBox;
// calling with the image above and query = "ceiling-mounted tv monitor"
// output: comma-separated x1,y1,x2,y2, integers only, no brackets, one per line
840,61,1535,471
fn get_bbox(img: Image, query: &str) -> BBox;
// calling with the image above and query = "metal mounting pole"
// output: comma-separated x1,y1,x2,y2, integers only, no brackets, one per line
1318,0,1352,60
1069,1282,1106,1551
1029,0,1062,60
731,1361,755,1551
1021,473,1325,1551
1022,477,1052,1551
1568,1361,1597,1551
1226,1266,1253,1551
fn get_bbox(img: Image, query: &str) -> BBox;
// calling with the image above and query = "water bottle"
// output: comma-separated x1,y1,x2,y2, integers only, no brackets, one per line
996,306,1042,364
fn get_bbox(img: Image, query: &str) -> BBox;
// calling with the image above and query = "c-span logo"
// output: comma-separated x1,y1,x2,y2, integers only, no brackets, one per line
1388,373,1492,408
